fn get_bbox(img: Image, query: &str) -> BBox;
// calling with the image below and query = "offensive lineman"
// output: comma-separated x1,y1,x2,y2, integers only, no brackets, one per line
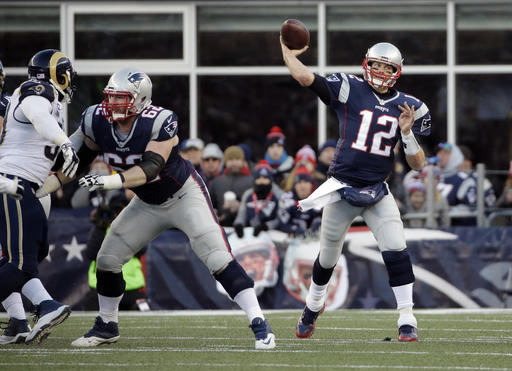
0,49,79,344
281,39,431,341
38,67,276,349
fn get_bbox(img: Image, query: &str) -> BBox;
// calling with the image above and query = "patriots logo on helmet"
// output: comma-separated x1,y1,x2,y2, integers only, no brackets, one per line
127,72,146,88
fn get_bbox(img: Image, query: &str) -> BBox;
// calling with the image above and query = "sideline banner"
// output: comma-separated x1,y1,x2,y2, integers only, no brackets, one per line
38,209,512,309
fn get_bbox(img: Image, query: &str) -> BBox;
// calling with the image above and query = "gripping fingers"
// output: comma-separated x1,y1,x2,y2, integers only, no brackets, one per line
9,179,24,200
79,174,104,192
61,143,80,178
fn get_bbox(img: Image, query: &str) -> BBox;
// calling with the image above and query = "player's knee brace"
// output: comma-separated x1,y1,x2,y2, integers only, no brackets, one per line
96,270,126,297
381,249,415,287
214,260,254,300
0,263,28,302
312,256,335,286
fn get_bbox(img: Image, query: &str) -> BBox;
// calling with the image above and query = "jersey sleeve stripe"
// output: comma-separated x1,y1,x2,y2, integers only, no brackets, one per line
151,109,174,140
82,106,96,142
414,103,429,120
338,73,350,103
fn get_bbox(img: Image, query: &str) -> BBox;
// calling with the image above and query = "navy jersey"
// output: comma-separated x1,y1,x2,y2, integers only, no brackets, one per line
278,190,321,235
80,104,193,204
323,73,431,186
0,93,9,118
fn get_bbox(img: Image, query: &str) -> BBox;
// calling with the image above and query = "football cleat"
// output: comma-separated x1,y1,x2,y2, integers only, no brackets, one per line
25,300,71,345
71,316,120,347
249,317,275,350
398,325,418,342
0,318,31,345
296,304,324,338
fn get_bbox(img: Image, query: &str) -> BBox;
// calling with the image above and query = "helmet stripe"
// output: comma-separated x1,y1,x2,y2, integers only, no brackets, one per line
49,51,69,89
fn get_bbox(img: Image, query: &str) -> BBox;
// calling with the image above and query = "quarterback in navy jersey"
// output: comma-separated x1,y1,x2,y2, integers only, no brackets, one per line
282,39,430,342
39,68,275,349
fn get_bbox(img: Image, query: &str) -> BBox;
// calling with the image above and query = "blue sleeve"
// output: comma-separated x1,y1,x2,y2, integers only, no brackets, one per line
322,73,351,104
404,95,431,136
154,111,178,142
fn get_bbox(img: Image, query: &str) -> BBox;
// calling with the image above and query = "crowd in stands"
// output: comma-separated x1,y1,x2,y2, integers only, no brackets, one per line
51,125,512,230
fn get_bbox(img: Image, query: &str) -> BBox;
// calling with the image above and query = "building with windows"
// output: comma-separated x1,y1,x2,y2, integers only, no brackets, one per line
1,0,511,173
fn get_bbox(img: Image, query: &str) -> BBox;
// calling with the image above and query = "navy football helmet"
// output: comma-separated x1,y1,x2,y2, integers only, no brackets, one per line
0,59,5,93
28,49,77,103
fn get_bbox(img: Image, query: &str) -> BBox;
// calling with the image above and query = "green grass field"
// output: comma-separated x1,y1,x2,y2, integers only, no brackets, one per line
1,309,511,370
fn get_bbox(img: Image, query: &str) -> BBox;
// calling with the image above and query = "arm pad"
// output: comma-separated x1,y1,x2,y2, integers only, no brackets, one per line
139,151,165,181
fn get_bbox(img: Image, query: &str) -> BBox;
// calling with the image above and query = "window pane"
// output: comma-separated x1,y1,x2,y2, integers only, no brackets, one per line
327,5,446,65
0,7,59,66
327,74,446,159
457,4,512,64
457,75,512,173
75,14,183,59
198,6,317,66
199,76,317,160
69,75,189,135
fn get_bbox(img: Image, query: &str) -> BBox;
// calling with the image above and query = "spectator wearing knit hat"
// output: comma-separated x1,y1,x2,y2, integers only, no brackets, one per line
209,145,253,217
277,166,321,237
282,145,322,192
264,126,294,189
316,139,337,184
199,143,224,189
234,160,282,238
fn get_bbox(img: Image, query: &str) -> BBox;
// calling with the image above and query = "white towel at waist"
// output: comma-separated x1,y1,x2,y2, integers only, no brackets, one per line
298,177,348,212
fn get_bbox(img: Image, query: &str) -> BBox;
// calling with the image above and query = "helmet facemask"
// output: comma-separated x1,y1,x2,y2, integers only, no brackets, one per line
100,68,152,123
102,90,137,123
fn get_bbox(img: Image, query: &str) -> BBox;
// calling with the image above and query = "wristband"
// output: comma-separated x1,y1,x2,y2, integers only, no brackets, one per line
401,131,420,156
102,174,123,190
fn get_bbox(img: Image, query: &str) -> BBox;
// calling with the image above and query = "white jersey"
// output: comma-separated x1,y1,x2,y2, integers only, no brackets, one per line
0,80,63,185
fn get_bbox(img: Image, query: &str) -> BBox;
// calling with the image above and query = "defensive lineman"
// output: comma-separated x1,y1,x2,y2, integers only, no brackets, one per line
281,39,431,341
0,49,79,344
38,67,276,349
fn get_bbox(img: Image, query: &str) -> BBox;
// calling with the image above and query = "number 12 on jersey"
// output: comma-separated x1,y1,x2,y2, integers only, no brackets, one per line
350,110,398,157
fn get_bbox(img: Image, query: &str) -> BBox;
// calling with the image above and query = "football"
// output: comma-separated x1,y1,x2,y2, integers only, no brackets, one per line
281,19,310,50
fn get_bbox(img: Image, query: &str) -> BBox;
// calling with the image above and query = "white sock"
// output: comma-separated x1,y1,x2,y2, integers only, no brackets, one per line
306,281,328,312
21,278,52,305
2,292,26,320
392,283,417,328
233,288,264,323
98,294,123,323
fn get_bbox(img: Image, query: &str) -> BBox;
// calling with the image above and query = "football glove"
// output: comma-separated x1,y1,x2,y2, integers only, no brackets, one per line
234,224,244,238
253,222,268,237
0,176,24,200
60,142,79,178
79,174,105,192
9,178,24,200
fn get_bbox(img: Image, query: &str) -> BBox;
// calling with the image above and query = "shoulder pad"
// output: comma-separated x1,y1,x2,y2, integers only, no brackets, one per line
19,81,56,104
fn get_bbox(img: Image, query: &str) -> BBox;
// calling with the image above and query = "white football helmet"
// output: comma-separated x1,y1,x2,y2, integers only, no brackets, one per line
362,42,403,89
101,67,152,122
283,237,349,310
216,227,279,297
